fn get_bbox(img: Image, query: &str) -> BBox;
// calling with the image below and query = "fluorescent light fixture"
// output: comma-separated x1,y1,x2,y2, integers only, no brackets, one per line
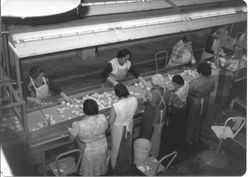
81,0,151,6
190,8,237,20
12,6,246,44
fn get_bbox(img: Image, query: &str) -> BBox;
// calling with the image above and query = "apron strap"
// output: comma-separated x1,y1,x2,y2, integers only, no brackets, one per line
200,98,204,114
30,76,47,88
155,89,166,108
30,76,37,89
155,89,166,132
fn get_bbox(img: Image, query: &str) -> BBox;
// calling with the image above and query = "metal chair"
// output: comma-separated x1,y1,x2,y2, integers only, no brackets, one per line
154,50,169,73
48,149,83,176
198,116,246,168
136,151,177,176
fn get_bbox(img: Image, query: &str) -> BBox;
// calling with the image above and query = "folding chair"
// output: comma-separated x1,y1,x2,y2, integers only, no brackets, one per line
154,50,169,73
136,151,177,176
48,149,82,176
198,116,246,168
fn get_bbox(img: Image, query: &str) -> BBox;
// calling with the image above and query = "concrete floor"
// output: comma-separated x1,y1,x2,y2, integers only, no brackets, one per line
3,26,246,176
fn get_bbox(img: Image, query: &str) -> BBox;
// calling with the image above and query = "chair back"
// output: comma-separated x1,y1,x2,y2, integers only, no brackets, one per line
223,116,246,139
55,149,82,176
154,50,169,73
155,151,178,175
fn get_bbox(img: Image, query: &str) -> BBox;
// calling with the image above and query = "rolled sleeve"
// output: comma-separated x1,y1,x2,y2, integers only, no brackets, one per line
128,65,140,78
48,79,62,95
22,78,35,100
102,63,113,83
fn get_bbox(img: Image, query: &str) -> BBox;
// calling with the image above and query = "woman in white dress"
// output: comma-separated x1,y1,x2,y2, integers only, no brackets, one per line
108,83,138,175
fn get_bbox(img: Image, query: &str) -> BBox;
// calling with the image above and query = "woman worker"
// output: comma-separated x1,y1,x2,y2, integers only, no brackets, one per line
167,36,196,68
108,83,138,175
160,75,189,156
201,57,234,138
140,74,171,158
185,62,214,144
69,99,108,176
102,49,149,88
23,65,72,104
201,28,227,61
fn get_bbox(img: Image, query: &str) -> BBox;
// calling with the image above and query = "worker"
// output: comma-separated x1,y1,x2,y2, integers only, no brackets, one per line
185,62,214,144
108,83,138,175
102,49,150,88
140,74,171,158
167,36,196,68
160,74,189,156
201,58,234,138
23,65,72,104
234,32,246,57
201,28,227,61
69,99,108,176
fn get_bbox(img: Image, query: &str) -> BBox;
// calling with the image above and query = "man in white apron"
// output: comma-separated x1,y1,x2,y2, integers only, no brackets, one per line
102,49,149,88
167,36,196,68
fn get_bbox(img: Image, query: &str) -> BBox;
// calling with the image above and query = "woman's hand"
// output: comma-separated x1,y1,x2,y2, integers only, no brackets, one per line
33,98,42,104
191,56,196,65
61,92,74,103
64,96,74,103
143,90,152,102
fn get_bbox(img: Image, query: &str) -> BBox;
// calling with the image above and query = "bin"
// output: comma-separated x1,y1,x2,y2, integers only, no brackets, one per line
134,138,152,164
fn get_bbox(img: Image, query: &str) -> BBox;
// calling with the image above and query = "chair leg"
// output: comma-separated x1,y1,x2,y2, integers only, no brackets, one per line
155,58,159,73
215,139,224,156
164,57,168,69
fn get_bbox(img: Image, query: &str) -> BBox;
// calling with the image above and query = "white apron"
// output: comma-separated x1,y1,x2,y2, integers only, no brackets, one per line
30,76,49,99
109,58,131,81
110,97,138,168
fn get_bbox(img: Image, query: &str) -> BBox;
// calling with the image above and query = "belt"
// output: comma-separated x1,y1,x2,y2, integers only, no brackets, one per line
190,96,204,114
77,136,105,145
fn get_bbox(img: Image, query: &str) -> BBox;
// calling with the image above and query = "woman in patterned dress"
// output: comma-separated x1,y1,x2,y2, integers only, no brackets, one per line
70,99,108,176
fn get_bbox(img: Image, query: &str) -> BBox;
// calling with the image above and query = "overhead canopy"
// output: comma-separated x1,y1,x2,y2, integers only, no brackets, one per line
1,0,81,18
9,6,247,58
81,0,239,16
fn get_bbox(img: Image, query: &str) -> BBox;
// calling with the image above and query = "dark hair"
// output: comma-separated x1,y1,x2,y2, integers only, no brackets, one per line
83,99,99,115
197,62,212,77
116,49,131,60
30,65,44,79
172,75,184,86
182,36,191,43
114,83,129,98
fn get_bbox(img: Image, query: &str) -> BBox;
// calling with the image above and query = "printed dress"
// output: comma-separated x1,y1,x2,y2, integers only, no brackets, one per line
71,114,108,176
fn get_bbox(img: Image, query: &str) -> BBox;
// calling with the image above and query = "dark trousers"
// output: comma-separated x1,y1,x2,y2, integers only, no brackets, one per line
185,100,208,143
140,111,155,140
159,106,187,157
